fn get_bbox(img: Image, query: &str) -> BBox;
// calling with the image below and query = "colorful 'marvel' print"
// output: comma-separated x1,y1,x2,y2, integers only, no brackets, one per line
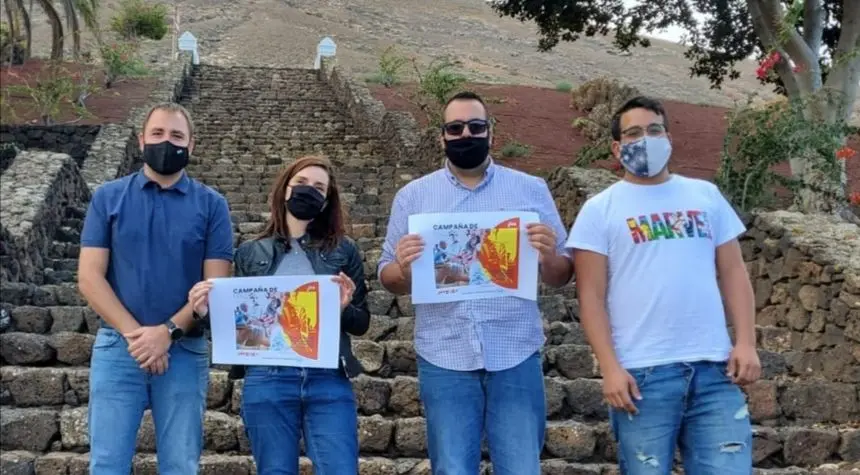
477,217,521,289
278,281,320,359
626,210,712,244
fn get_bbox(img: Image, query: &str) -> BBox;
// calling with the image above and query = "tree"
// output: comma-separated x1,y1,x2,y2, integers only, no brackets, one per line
490,0,860,212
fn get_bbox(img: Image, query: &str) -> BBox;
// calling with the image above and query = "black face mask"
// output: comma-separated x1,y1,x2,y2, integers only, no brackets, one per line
286,185,326,221
444,136,490,170
143,141,189,175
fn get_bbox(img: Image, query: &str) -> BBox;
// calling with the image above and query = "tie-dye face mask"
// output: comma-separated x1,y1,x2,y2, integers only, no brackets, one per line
619,136,672,178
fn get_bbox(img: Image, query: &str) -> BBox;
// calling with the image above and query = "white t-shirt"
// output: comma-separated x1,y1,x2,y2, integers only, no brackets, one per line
565,175,746,370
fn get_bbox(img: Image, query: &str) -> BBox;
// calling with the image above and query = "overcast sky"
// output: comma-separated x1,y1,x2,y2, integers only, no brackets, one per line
622,0,704,44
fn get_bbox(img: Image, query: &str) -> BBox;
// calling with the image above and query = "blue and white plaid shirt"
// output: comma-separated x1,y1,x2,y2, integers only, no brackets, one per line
378,160,569,371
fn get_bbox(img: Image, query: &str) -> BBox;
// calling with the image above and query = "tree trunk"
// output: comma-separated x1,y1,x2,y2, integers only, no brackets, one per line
13,0,31,59
787,93,849,213
747,0,860,214
60,0,80,59
35,0,62,60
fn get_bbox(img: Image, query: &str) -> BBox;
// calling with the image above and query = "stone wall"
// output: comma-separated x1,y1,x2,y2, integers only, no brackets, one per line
0,143,21,174
318,57,443,176
0,152,90,285
0,126,101,169
0,53,194,286
547,166,860,466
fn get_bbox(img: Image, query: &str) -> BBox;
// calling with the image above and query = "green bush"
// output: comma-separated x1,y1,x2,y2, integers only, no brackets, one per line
715,95,855,212
101,42,149,88
110,0,169,41
500,140,531,158
555,81,572,92
376,45,409,87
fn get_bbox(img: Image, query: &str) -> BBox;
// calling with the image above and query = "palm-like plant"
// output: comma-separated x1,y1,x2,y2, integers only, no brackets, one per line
3,0,99,62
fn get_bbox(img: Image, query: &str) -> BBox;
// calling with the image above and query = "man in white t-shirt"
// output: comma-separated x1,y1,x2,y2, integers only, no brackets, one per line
566,96,761,474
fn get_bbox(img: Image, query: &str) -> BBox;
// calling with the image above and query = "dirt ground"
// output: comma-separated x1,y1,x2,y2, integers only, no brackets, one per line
370,83,860,195
0,59,157,125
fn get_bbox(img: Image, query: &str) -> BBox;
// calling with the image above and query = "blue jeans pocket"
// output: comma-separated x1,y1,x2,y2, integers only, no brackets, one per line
177,337,209,355
93,328,122,349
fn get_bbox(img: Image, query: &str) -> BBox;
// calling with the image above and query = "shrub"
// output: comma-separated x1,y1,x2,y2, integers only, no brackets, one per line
376,45,409,87
110,0,169,41
3,62,81,125
500,140,531,158
412,57,466,127
569,77,640,167
570,77,639,114
100,42,148,88
715,93,856,212
0,21,26,65
555,81,573,92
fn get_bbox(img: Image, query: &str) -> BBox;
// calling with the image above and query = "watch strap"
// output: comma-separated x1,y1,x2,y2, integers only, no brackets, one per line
165,320,183,340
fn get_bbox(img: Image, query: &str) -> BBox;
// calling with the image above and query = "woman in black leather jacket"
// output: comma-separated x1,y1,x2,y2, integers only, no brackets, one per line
188,155,370,475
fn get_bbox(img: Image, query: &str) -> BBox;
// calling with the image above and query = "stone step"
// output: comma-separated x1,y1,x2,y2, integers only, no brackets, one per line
193,173,391,190
192,79,330,90
51,225,81,244
1,366,599,420
0,452,629,475
191,128,375,141
44,258,78,273
0,402,855,469
41,269,77,285
188,160,389,173
3,450,854,475
48,240,80,259
0,327,599,379
190,105,347,116
0,405,614,458
4,361,860,430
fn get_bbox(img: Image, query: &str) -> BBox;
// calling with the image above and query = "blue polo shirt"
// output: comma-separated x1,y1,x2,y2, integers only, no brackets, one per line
80,170,234,327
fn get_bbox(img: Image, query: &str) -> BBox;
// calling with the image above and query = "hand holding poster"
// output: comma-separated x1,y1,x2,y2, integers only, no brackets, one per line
207,275,341,368
408,211,540,304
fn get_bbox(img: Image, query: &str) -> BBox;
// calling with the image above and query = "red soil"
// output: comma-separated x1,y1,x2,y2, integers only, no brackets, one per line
368,83,859,196
0,59,157,125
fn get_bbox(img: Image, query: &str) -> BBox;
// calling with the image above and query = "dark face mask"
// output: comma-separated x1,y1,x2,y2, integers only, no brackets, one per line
444,136,490,170
143,141,189,175
286,185,326,221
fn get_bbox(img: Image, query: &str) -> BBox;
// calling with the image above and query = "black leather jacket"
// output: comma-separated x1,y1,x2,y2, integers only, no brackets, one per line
226,234,370,380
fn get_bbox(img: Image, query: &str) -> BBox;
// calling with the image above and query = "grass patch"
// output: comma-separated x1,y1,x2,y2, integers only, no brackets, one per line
500,140,531,158
555,81,573,92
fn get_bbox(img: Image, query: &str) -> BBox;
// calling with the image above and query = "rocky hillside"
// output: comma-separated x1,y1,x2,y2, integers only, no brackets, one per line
26,0,780,109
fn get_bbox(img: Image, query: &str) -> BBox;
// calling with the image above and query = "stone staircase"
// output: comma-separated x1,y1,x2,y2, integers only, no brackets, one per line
1,63,857,475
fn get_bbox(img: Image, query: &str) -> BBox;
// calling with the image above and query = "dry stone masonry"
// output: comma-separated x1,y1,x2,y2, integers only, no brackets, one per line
1,54,858,474
0,151,89,285
0,126,101,169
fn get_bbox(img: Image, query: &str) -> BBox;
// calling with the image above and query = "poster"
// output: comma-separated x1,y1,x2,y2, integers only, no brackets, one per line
408,211,540,304
207,275,341,368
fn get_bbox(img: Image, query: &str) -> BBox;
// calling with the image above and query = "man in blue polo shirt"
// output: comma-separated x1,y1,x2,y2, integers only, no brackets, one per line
77,102,234,474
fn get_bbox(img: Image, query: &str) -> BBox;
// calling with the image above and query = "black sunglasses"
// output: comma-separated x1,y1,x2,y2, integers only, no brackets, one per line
442,119,489,136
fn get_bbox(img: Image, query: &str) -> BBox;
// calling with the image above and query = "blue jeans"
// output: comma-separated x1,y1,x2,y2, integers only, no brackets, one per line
241,365,359,475
88,327,210,475
417,351,545,475
610,361,753,475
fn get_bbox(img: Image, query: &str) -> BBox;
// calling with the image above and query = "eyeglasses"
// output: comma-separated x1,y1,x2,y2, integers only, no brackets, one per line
442,119,489,136
621,123,666,140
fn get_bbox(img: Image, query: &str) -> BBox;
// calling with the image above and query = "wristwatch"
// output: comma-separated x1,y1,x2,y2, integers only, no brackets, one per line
165,320,184,341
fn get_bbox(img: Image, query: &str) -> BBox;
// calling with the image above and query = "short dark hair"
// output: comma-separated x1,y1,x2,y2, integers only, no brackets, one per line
443,91,489,122
610,96,669,141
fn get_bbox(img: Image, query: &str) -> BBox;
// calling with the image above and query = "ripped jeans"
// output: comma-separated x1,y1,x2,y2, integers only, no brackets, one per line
609,361,752,475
